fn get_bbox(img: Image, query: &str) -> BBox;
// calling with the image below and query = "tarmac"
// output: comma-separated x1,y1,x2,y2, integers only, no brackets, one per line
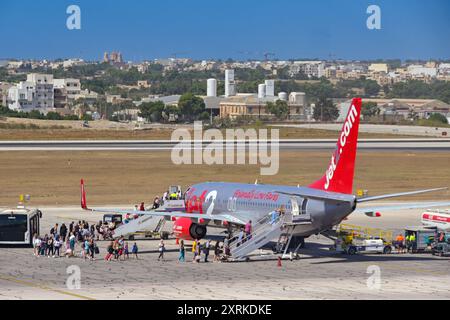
0,204,449,300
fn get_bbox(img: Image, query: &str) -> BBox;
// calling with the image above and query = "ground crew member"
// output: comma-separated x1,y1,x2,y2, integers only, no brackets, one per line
395,234,405,253
170,192,177,200
410,232,416,252
192,239,197,254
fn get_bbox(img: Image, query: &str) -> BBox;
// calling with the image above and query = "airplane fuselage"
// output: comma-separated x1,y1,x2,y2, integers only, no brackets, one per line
183,182,357,237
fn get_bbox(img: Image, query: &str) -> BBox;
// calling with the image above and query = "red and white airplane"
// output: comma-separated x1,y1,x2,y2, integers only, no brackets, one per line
80,98,450,248
421,210,450,231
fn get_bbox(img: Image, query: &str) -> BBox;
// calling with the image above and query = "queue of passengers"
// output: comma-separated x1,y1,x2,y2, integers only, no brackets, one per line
105,236,138,261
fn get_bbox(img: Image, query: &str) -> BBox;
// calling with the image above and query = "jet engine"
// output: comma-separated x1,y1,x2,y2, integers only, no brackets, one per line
172,217,207,240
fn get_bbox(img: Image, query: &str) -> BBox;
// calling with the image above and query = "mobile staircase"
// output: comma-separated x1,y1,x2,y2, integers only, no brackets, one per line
112,199,184,239
229,211,312,261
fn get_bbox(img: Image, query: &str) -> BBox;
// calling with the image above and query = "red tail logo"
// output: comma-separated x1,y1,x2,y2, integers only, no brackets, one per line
309,98,362,194
81,179,87,209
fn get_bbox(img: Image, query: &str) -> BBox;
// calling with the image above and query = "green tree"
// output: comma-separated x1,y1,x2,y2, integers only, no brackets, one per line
313,97,339,122
178,93,206,121
266,100,290,120
361,101,380,118
138,101,165,122
46,112,63,120
428,113,448,124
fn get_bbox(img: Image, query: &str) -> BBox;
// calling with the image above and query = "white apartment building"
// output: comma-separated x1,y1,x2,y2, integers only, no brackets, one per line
54,78,81,100
7,74,54,113
8,81,37,112
407,65,437,78
289,61,325,78
368,63,388,73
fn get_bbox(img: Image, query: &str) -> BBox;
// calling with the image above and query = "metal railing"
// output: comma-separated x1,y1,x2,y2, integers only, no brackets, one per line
228,212,286,252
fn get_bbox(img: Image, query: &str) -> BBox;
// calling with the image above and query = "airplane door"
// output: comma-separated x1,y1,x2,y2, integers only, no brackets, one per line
290,197,300,216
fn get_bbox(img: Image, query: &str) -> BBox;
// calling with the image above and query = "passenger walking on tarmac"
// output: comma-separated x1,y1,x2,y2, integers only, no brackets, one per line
53,235,61,258
83,237,90,260
132,242,139,259
179,240,185,262
194,241,202,263
89,238,96,261
113,239,120,260
33,234,41,257
224,237,230,257
192,239,197,255
60,223,67,242
118,236,126,261
158,240,166,261
46,235,54,258
203,240,210,262
139,202,145,211
213,241,221,262
105,241,114,261
68,233,76,256
124,242,129,260
64,237,73,258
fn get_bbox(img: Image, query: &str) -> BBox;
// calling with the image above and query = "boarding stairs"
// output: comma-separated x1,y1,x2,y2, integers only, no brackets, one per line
229,211,311,260
112,214,166,239
112,199,184,239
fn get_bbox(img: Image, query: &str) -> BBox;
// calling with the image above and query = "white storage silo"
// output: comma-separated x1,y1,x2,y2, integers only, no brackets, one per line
258,84,266,99
265,80,275,96
207,78,217,97
225,69,236,97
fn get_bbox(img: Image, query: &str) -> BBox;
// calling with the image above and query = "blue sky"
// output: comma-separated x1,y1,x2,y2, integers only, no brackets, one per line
0,0,449,61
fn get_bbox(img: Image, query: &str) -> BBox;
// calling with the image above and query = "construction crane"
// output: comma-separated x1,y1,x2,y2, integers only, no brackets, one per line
171,52,189,59
263,52,276,61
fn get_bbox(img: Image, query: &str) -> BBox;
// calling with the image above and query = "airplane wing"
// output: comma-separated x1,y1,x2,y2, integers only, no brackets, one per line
83,206,248,225
354,201,450,214
356,187,448,203
81,179,247,225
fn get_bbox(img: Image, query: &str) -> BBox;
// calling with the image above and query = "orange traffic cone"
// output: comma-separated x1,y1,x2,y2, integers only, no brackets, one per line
277,256,282,267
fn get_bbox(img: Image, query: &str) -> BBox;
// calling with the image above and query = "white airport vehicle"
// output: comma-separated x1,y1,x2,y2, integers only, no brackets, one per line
0,207,42,246
336,238,392,255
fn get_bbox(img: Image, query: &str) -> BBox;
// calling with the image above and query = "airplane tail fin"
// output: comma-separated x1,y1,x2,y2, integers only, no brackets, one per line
81,179,88,210
309,98,362,195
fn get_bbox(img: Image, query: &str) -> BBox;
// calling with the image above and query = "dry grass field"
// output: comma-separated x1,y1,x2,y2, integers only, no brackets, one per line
0,150,448,206
0,127,420,141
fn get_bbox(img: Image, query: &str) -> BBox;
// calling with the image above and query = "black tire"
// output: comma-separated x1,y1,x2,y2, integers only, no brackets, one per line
128,235,135,241
383,246,392,254
348,247,356,255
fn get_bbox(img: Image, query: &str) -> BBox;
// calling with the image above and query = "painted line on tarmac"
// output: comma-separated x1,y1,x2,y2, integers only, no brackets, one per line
0,275,96,300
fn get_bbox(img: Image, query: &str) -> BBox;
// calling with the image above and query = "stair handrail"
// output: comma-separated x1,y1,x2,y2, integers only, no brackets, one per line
229,212,286,252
